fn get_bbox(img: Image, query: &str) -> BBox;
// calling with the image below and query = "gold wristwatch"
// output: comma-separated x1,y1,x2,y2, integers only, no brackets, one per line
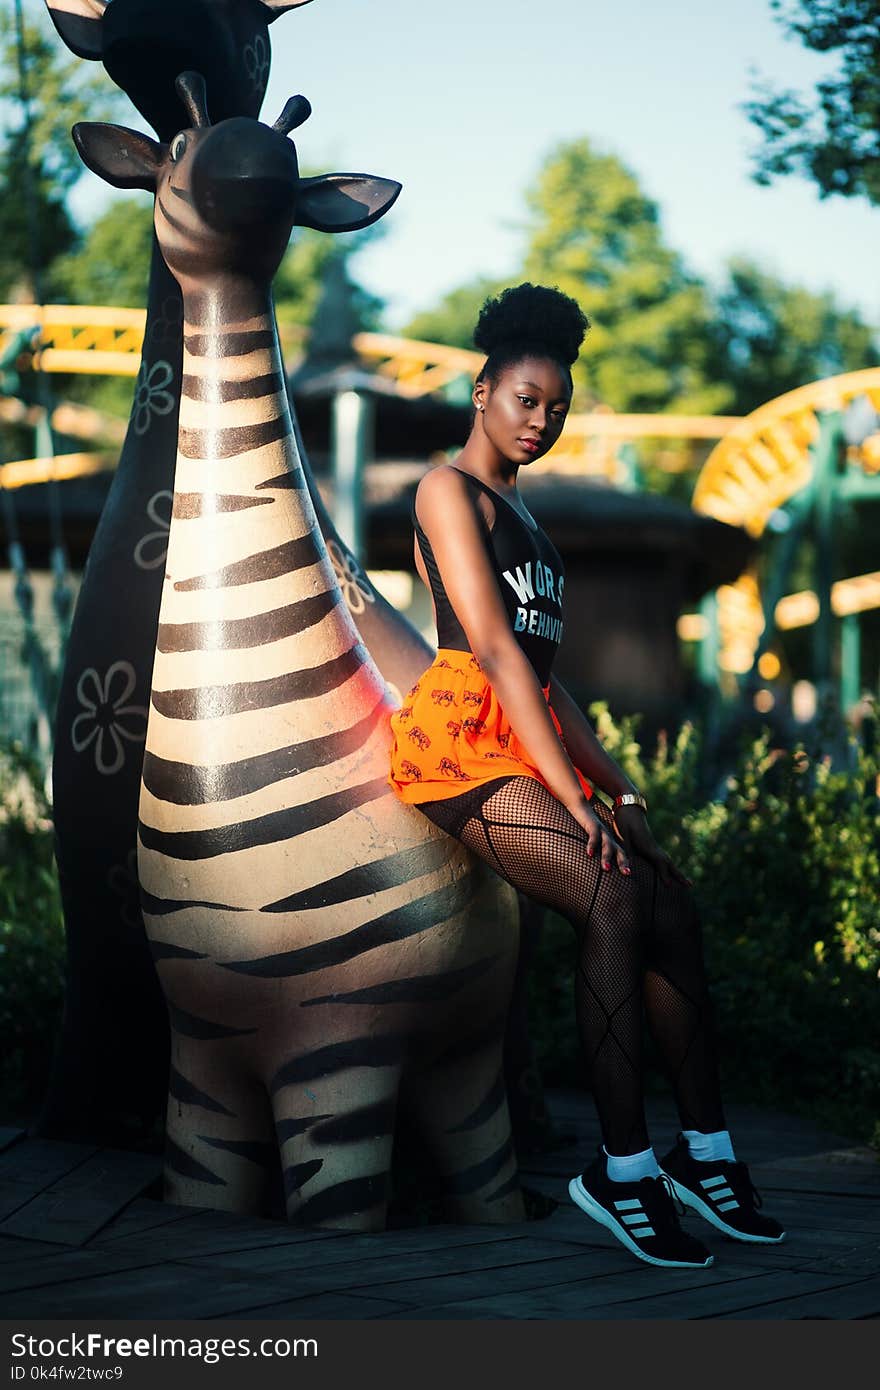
613,792,648,813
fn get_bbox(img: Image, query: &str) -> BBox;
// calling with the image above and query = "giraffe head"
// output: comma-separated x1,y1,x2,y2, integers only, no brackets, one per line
43,0,314,137
72,72,401,289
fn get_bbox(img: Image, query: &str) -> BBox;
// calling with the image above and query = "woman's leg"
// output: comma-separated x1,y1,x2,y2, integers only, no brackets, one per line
420,776,651,1156
588,797,726,1136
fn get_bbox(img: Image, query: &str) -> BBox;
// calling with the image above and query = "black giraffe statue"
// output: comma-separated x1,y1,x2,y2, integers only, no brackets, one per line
36,0,327,1146
39,0,553,1172
74,72,526,1229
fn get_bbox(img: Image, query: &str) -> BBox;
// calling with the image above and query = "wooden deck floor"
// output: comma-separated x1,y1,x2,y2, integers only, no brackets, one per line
1,1090,878,1320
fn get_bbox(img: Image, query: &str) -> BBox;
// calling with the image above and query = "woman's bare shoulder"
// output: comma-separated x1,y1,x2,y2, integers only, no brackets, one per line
416,465,493,528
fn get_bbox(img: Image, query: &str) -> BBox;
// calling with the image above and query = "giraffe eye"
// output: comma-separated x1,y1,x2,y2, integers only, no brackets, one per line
170,133,187,162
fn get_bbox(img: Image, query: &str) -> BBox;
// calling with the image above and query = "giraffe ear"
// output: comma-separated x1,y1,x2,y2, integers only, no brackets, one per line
260,0,316,21
43,0,107,60
72,123,163,191
295,174,402,233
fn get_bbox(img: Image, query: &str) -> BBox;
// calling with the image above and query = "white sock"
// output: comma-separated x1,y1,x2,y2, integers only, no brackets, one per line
603,1144,661,1182
682,1128,736,1163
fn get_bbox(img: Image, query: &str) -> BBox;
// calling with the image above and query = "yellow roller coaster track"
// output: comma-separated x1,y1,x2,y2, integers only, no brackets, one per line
3,308,878,677
0,306,741,488
692,367,880,674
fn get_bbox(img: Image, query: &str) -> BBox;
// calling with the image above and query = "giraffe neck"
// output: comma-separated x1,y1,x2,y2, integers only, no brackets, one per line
144,275,383,784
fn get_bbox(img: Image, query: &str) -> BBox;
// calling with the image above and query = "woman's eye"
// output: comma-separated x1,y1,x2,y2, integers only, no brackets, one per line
518,396,535,407
170,133,187,162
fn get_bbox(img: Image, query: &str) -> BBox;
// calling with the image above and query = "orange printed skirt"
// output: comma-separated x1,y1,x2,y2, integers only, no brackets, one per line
387,648,594,805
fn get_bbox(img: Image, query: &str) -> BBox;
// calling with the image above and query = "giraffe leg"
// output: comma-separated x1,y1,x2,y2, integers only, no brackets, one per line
163,1036,277,1217
402,1038,526,1224
270,1065,402,1233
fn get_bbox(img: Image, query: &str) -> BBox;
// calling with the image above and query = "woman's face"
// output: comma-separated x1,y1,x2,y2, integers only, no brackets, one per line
474,355,572,465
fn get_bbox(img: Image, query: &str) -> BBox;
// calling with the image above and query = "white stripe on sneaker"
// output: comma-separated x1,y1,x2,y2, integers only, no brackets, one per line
717,1199,739,1211
614,1198,644,1211
700,1175,727,1189
630,1225,655,1237
711,1187,735,1200
622,1213,647,1225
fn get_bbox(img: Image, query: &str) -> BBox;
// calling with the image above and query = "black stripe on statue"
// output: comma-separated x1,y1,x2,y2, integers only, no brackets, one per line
147,937,208,958
178,414,288,459
171,492,274,519
448,1072,506,1133
262,833,451,912
443,1134,516,1197
295,1174,388,1226
138,776,388,861
181,370,284,402
142,891,247,917
185,329,275,356
283,1159,324,1199
157,588,341,654
150,644,365,720
223,874,475,978
142,698,384,805
275,1115,333,1144
300,953,500,1007
167,1002,257,1040
270,1035,409,1094
309,1099,397,1145
255,471,307,491
165,1136,226,1187
168,1065,235,1117
174,531,323,591
485,1172,522,1204
197,1136,277,1166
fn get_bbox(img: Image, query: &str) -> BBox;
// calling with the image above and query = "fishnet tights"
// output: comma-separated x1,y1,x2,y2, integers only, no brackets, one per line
420,776,725,1155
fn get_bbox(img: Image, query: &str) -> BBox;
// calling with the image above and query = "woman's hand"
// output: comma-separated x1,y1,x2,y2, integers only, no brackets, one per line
567,797,632,876
613,807,692,888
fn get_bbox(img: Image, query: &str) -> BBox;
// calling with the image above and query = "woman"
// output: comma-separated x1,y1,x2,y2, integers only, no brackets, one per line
388,283,784,1269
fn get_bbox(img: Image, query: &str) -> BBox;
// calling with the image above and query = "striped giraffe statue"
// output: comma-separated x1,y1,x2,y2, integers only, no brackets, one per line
72,73,524,1229
38,0,544,1171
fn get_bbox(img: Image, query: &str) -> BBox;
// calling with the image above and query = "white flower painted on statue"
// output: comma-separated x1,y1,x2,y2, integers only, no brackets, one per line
107,849,142,932
328,539,375,615
148,295,183,349
134,490,173,571
133,360,175,436
243,34,269,94
71,661,148,776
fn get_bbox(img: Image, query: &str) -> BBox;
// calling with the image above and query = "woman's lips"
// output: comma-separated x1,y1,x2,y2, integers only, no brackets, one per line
518,438,540,454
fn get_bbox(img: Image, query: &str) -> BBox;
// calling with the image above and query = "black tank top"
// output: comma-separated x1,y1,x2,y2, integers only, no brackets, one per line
413,467,566,688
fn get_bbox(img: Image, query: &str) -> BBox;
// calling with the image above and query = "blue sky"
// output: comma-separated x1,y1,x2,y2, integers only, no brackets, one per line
264,0,879,331
65,0,878,334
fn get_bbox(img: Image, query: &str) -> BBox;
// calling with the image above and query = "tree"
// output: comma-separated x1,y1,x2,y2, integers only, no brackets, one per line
712,258,880,415
0,6,121,297
746,0,880,204
50,199,154,308
522,140,733,416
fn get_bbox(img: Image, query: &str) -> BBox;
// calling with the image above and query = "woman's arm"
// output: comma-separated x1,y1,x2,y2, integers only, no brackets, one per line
415,467,629,872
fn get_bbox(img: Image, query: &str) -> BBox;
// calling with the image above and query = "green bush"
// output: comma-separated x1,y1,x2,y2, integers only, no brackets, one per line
529,703,880,1144
0,743,65,1123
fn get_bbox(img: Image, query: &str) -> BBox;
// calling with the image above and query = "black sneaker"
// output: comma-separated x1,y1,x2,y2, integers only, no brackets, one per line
659,1134,786,1243
568,1149,714,1269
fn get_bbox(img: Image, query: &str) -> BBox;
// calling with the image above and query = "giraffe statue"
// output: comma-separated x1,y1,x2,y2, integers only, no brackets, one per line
41,0,549,1174
73,73,524,1230
38,0,548,1173
36,0,327,1146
